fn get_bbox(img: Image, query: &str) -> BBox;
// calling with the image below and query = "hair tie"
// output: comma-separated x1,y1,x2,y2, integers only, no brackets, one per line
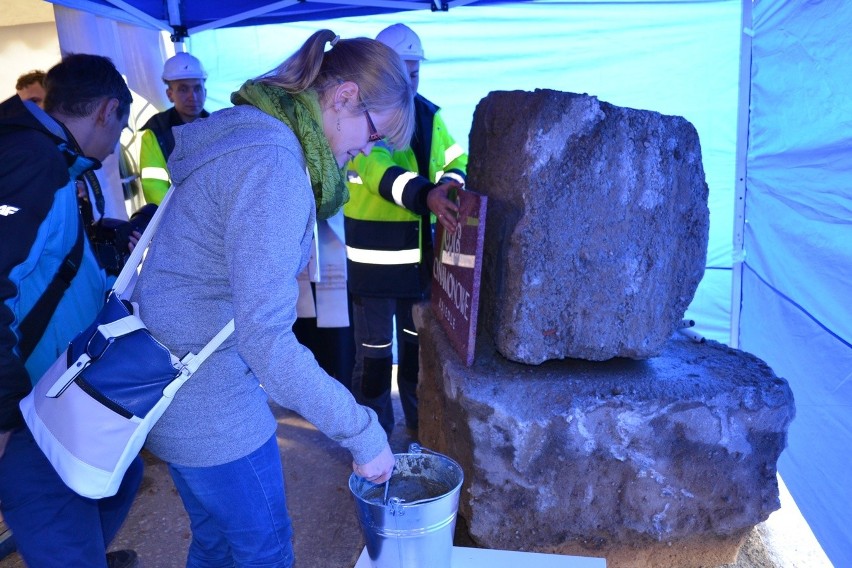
330,35,341,47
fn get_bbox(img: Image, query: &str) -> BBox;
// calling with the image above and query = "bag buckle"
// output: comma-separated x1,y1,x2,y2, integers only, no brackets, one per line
44,353,92,398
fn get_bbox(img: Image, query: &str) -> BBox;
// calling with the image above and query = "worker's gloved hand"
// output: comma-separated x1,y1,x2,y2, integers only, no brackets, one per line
353,443,395,484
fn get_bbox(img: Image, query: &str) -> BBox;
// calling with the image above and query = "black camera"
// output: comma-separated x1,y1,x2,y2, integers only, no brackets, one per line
88,204,157,276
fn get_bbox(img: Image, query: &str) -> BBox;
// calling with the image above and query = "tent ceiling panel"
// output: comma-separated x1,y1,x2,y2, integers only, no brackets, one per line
45,0,517,37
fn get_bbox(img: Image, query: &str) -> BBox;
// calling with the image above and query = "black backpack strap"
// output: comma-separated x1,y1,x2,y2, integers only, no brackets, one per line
17,217,85,361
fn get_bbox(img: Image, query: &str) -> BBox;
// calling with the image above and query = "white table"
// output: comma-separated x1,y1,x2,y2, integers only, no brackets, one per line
354,546,606,567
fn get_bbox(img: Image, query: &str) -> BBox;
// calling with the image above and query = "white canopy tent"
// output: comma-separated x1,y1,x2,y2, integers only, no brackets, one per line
4,0,849,564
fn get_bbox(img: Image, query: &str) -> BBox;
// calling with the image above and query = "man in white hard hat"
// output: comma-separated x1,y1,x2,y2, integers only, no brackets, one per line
139,52,209,205
343,23,467,436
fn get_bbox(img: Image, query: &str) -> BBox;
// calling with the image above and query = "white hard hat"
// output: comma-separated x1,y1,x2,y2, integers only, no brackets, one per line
162,52,207,82
376,24,425,61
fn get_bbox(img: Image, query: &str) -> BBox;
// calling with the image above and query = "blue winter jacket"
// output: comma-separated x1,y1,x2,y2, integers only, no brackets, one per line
0,95,109,430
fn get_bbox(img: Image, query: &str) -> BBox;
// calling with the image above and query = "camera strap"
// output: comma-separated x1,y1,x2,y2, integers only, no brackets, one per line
58,121,106,221
18,218,85,362
81,167,105,220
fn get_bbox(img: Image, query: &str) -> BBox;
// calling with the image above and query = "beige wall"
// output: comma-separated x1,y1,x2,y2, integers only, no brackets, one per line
1,0,60,97
0,11,60,100
1,0,55,26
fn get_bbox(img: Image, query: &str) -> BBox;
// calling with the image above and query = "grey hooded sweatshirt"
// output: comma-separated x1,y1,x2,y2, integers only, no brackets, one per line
134,105,387,467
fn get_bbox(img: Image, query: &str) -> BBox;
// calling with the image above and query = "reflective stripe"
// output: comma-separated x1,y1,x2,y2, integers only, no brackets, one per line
444,143,464,166
402,328,418,337
347,172,363,184
363,341,393,349
141,166,170,182
391,171,419,207
347,246,420,265
440,171,465,186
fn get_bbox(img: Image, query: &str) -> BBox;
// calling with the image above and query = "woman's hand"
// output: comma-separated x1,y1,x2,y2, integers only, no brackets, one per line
353,443,395,484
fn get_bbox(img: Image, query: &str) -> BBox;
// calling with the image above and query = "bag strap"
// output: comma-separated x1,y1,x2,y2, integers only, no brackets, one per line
111,188,236,370
90,313,235,377
112,187,174,299
180,319,236,375
17,218,85,362
105,187,235,371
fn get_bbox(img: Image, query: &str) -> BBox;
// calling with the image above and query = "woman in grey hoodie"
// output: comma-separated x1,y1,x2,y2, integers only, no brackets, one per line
134,30,422,567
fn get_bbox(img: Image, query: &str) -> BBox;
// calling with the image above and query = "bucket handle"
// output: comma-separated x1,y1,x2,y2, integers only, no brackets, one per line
381,443,461,513
386,446,450,517
408,442,453,461
388,496,405,517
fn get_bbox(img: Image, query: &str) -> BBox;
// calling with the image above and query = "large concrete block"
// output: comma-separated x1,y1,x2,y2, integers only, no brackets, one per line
415,306,795,568
469,90,709,363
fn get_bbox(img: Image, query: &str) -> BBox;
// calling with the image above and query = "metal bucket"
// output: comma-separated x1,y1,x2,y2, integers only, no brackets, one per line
349,444,464,568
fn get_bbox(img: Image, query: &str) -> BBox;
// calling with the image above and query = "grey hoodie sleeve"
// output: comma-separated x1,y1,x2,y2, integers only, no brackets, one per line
220,142,387,465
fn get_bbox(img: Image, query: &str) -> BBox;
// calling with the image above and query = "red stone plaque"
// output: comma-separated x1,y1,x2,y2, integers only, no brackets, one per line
431,188,487,366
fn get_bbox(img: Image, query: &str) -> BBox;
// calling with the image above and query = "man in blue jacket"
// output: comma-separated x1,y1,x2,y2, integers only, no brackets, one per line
0,54,142,568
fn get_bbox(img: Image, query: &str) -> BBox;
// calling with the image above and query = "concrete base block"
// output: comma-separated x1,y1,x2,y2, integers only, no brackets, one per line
415,306,795,568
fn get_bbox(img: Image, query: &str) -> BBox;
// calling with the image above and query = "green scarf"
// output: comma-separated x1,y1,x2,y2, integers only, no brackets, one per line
231,80,348,220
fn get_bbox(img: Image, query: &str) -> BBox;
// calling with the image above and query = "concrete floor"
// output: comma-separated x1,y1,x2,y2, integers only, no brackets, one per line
0,395,415,568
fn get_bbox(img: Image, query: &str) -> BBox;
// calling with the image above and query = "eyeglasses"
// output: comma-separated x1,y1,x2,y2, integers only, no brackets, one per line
364,110,382,143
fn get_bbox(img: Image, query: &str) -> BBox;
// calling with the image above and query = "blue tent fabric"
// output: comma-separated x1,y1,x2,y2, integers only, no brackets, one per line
743,2,852,566
46,0,521,36
41,0,849,563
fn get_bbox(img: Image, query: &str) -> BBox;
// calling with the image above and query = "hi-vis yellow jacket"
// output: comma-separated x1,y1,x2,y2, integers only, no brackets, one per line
139,107,209,205
344,95,467,298
139,128,170,205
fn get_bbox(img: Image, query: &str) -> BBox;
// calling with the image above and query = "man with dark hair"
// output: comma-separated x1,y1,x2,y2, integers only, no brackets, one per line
15,70,46,108
0,54,142,568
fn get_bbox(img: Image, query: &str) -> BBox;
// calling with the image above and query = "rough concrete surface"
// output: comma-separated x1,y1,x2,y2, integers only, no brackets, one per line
416,304,795,568
469,89,709,364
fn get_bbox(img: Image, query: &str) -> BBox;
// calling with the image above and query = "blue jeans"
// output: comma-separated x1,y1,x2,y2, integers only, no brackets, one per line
167,434,294,568
351,295,420,434
0,426,143,567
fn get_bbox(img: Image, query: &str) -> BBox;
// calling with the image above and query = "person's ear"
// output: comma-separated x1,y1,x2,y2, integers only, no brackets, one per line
333,81,360,112
98,98,120,125
166,86,175,103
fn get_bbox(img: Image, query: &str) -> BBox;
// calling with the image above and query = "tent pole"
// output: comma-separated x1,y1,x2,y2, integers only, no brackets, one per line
730,0,753,349
166,0,186,46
